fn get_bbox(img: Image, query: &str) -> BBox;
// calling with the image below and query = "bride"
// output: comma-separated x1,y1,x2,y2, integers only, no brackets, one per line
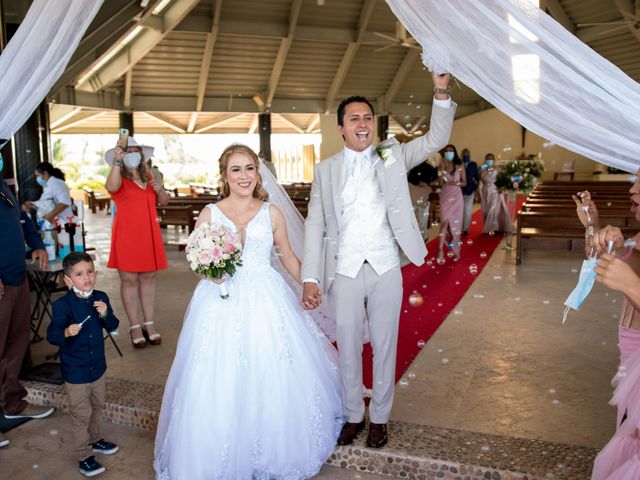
154,144,343,479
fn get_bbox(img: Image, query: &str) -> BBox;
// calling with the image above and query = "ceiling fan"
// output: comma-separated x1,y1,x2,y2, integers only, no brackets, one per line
577,3,640,36
373,22,420,53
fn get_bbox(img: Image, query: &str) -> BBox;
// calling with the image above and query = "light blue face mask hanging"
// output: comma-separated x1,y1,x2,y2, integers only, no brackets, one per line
562,253,598,324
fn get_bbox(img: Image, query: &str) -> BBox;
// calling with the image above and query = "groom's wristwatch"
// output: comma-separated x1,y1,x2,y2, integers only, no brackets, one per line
433,87,450,95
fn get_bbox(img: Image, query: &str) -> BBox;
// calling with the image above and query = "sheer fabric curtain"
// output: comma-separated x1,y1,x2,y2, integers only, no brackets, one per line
0,0,104,144
386,0,640,172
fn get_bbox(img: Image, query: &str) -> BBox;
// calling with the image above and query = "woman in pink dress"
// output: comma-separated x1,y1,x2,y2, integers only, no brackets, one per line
480,153,515,235
582,171,640,479
436,144,466,262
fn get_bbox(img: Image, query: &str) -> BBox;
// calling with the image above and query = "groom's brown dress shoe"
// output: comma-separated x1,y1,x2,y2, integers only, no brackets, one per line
337,420,366,446
366,422,388,448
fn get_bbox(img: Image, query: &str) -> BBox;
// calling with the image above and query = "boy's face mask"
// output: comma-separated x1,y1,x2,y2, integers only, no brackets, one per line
563,256,597,323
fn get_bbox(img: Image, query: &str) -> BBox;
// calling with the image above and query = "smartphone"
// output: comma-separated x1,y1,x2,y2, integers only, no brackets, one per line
118,128,129,150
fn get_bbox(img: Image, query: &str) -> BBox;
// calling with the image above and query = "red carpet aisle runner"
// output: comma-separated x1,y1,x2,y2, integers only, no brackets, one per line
361,198,525,386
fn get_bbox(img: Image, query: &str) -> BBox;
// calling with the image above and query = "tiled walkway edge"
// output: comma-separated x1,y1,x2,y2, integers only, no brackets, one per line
24,378,596,480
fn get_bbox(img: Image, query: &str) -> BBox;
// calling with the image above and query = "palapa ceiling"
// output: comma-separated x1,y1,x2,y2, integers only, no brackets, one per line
2,0,640,135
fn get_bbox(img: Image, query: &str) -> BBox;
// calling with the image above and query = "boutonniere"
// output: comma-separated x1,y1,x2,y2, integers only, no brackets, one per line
375,144,392,162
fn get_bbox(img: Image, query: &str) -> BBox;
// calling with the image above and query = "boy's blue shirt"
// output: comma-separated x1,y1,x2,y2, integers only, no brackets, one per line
48,289,119,384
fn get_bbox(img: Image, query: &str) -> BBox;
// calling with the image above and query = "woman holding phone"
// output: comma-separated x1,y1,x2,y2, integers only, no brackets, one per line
105,136,169,349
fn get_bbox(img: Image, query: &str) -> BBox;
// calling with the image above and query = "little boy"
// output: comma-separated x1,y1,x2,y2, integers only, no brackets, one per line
47,252,119,477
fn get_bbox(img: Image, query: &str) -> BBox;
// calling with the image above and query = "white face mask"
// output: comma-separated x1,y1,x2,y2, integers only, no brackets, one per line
65,273,94,297
123,152,142,168
72,285,93,298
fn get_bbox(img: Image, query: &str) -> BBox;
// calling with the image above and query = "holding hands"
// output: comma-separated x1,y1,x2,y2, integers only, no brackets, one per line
302,282,322,310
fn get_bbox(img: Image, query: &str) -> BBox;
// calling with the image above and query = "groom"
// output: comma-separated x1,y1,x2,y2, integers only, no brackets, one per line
301,73,455,448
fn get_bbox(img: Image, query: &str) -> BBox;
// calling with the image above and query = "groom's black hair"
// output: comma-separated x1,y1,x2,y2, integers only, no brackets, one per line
337,96,375,127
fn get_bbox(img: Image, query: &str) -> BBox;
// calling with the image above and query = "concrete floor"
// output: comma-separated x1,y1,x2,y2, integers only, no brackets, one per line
10,207,622,477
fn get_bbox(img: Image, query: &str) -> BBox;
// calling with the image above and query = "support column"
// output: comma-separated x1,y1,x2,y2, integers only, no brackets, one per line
258,113,271,160
377,115,389,143
13,102,50,203
119,111,134,136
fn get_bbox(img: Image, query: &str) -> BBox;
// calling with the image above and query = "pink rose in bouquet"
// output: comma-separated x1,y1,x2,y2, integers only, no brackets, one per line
186,222,243,298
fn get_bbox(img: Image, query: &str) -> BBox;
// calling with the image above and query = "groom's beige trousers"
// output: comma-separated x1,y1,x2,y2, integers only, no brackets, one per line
329,262,403,424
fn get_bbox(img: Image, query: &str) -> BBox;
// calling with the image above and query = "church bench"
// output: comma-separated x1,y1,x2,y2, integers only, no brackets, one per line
157,204,195,234
516,211,639,264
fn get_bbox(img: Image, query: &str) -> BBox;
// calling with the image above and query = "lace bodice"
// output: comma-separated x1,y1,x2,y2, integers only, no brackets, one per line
207,202,273,269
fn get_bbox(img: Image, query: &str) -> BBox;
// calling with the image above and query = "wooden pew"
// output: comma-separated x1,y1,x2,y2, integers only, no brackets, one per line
516,181,637,264
157,204,195,233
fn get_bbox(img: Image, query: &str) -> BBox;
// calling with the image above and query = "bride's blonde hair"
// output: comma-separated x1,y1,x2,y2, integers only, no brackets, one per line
217,144,269,201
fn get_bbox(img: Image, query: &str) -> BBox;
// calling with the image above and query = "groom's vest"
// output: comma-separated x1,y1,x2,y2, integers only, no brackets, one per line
336,151,400,279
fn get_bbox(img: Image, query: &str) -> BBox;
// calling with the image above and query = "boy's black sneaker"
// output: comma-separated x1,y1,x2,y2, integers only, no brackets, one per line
91,439,119,455
79,456,105,477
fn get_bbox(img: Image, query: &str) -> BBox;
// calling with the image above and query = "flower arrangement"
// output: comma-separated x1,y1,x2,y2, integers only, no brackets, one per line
185,222,243,298
495,160,544,192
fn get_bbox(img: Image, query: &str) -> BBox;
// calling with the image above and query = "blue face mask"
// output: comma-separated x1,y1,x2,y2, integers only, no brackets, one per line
563,256,597,323
485,159,495,167
36,176,46,187
462,155,470,163
444,151,455,161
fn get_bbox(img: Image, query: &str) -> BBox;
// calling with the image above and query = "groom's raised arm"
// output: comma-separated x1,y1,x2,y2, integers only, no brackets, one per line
400,100,456,171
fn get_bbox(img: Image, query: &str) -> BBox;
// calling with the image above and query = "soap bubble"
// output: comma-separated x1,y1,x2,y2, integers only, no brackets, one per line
466,239,473,246
479,252,487,259
417,340,426,348
408,292,424,307
469,264,478,274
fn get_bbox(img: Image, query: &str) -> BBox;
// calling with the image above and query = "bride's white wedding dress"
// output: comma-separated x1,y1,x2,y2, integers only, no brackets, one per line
154,202,343,480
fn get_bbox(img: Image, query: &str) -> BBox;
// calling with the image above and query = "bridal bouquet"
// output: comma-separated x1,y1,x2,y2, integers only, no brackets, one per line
185,222,243,299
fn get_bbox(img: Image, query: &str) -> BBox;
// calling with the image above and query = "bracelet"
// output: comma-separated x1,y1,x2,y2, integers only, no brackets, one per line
433,87,450,95
113,159,124,167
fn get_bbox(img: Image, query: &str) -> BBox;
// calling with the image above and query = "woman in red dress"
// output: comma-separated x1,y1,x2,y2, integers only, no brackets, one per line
105,138,169,348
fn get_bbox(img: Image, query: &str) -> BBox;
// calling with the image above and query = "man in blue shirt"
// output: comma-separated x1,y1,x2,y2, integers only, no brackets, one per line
0,163,54,449
461,148,480,235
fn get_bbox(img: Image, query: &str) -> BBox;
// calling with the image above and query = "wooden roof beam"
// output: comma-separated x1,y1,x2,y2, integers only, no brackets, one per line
382,48,420,113
265,0,303,109
275,114,305,133
194,113,246,133
188,0,223,133
143,112,186,133
76,0,201,92
324,0,377,113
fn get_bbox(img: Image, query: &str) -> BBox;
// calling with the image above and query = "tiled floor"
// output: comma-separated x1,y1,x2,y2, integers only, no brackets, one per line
11,207,622,478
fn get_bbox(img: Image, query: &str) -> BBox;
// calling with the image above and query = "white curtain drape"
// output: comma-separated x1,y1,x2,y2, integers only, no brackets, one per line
0,0,104,143
386,0,640,173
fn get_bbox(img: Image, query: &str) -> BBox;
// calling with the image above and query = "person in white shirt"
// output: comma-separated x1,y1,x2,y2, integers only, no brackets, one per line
22,162,73,224
301,72,455,448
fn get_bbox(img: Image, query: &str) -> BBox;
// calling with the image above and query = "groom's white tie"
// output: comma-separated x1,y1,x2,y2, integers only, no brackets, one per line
351,153,367,178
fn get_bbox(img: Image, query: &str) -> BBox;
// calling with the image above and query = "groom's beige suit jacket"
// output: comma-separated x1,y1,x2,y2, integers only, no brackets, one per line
302,102,456,292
